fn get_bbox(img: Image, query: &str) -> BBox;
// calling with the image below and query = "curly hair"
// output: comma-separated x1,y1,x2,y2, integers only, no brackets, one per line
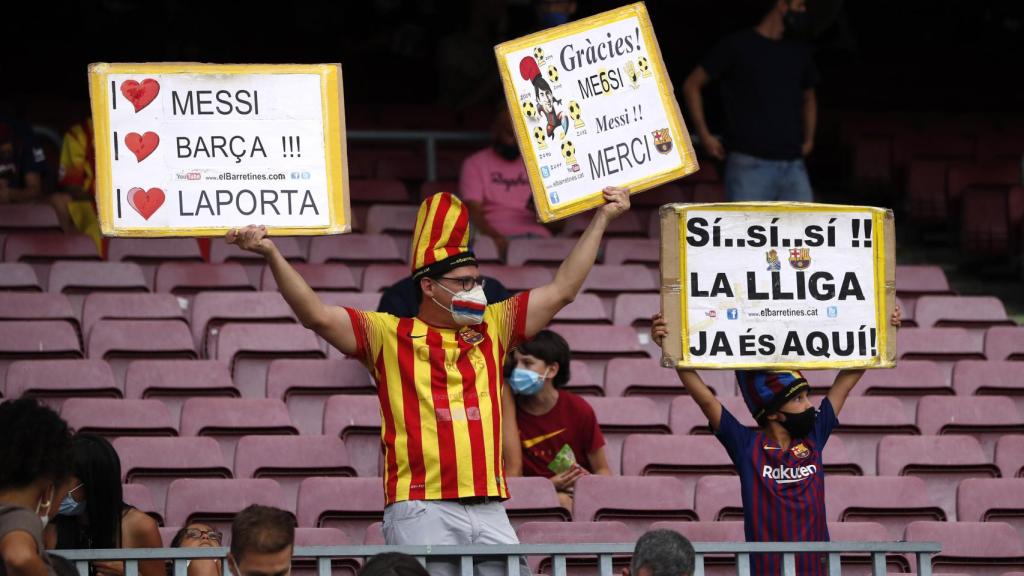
0,397,73,489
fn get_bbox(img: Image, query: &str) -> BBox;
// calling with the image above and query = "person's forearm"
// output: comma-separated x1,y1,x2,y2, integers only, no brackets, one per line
683,85,713,139
266,245,328,330
803,92,817,145
550,210,609,302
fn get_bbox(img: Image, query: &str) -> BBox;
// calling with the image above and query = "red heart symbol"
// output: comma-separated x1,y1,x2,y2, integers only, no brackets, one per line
127,187,165,220
125,132,160,162
120,79,160,112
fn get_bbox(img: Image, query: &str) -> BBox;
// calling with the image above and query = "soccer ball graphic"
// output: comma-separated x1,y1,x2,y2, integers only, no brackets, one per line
637,56,651,77
561,140,575,162
532,126,548,150
547,65,559,82
534,47,544,61
522,100,537,119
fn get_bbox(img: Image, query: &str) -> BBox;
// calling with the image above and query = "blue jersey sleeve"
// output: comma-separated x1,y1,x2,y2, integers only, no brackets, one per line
714,406,755,466
811,397,839,447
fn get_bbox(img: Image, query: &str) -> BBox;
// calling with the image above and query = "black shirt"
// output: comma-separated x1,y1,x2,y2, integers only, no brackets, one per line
701,29,819,160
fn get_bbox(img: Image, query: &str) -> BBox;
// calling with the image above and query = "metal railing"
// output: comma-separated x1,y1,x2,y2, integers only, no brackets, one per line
56,541,939,576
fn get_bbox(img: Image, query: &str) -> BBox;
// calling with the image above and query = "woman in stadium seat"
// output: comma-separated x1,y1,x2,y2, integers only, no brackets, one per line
45,435,163,576
168,523,223,576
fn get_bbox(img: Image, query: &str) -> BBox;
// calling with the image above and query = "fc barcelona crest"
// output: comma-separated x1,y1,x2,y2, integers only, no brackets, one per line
459,326,484,345
652,128,673,154
791,442,810,459
788,248,811,270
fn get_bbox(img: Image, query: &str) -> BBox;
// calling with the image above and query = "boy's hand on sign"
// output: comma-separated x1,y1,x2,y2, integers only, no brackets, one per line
599,186,630,221
227,224,275,257
891,304,902,328
651,312,668,349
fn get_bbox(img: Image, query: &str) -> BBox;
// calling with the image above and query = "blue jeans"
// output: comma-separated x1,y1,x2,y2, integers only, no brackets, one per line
725,151,814,202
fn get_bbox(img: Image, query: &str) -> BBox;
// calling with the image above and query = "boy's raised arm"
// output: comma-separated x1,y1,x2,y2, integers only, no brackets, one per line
652,313,723,430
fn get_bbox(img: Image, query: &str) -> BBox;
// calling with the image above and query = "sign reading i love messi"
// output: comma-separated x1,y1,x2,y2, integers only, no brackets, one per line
88,63,350,237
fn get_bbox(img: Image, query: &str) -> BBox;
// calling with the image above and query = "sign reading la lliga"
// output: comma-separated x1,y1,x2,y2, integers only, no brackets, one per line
495,2,699,222
88,63,349,237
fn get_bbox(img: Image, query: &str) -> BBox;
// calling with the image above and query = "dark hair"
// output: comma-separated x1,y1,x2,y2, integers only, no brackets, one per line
630,529,696,576
70,434,126,549
230,505,295,562
358,553,431,576
517,329,571,388
0,398,73,489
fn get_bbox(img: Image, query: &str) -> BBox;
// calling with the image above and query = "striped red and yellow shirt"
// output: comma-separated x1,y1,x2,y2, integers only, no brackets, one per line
345,291,529,505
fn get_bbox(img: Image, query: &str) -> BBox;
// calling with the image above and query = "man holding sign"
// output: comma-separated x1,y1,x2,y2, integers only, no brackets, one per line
227,187,629,576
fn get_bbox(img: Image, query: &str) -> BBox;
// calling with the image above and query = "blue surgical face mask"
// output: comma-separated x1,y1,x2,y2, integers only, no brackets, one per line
508,367,547,396
59,494,86,517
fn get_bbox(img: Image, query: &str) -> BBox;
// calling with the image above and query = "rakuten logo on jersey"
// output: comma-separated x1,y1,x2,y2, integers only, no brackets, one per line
762,464,818,484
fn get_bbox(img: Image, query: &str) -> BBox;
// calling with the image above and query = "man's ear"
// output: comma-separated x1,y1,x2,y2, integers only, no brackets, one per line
420,277,434,299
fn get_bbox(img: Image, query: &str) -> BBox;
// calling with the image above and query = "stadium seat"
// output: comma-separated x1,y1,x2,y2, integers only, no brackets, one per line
362,522,385,545
620,434,734,494
878,435,1000,521
825,476,945,539
553,294,610,324
516,521,634,575
87,320,197,386
418,180,458,201
365,204,420,236
897,328,985,381
0,204,61,234
81,293,186,340
291,527,359,576
470,235,501,264
633,183,691,208
123,483,162,524
261,263,360,292
211,237,307,286
0,293,78,332
107,238,204,289
557,360,602,397
124,360,239,423
179,398,298,463
0,320,82,393
190,292,297,357
957,478,1024,541
0,263,42,291
694,475,743,521
506,238,577,267
308,234,404,267
831,396,919,476
670,396,756,435
584,397,669,475
580,265,658,295
606,359,734,419
572,475,696,534
502,476,571,528
954,360,1024,414
916,396,1024,459
894,265,954,318
214,323,325,397
349,179,410,204
61,398,176,437
913,295,1014,345
113,436,231,518
947,161,1020,206
267,359,375,435
323,395,382,478
603,238,659,267
359,264,409,293
984,326,1024,361
296,477,385,543
5,359,120,411
960,184,1024,258
478,266,553,292
154,263,255,304
905,521,1024,576
552,324,650,378
318,293,386,318
820,435,865,476
165,478,290,537
234,435,355,511
47,261,148,316
647,521,745,576
611,294,659,327
853,360,950,416
562,211,645,237
2,233,99,286
825,521,913,574
995,435,1024,478
852,134,895,190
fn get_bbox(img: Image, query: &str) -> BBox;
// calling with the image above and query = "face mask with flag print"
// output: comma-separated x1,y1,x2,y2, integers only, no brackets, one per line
433,282,487,326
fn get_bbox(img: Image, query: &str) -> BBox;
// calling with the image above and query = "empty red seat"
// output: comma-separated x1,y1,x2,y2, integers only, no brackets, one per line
985,326,1024,361
671,396,756,435
585,397,669,475
820,435,865,476
61,398,176,437
215,323,324,397
506,238,577,266
122,483,162,524
516,521,634,575
694,475,742,521
552,324,648,359
360,264,409,293
0,204,61,233
261,263,359,292
267,359,375,435
165,478,290,536
349,179,410,204
606,358,733,401
913,296,1013,346
581,265,658,294
501,476,570,528
318,292,385,316
470,235,501,264
418,180,458,201
124,360,239,422
854,359,950,414
0,320,81,393
947,161,1020,204
308,234,404,265
87,320,197,385
478,266,552,292
323,395,382,478
190,292,297,357
553,294,610,324
155,262,255,298
562,211,645,237
825,476,945,539
6,359,120,410
0,293,77,329
81,293,186,340
211,237,307,287
954,360,1024,414
996,435,1024,478
107,238,204,289
894,265,954,318
621,434,733,495
557,360,601,397
905,520,1024,576
3,233,99,286
961,184,1024,258
611,294,659,327
48,261,148,298
878,435,999,520
603,238,658,267
957,477,1024,541
572,474,695,534
113,436,231,517
234,435,355,511
825,521,913,574
0,263,42,291
180,398,297,462
916,396,1024,459
296,477,385,542
365,204,419,236
898,328,985,381
831,396,919,476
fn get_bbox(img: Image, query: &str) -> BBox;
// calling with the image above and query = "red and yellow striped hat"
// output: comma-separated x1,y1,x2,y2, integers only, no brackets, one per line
410,192,477,281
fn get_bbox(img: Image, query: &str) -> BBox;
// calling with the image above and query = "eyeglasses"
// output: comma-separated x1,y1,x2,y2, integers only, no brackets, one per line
184,528,223,543
438,276,486,292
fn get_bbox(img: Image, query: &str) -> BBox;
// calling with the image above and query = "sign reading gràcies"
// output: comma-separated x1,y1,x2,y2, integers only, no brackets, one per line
495,2,699,222
659,203,898,370
89,63,350,237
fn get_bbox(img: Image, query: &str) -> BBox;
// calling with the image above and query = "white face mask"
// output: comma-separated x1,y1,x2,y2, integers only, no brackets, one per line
432,282,487,326
36,484,55,529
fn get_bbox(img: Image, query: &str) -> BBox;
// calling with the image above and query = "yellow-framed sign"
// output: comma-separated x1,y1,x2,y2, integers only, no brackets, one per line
659,202,897,370
495,2,698,223
88,62,349,237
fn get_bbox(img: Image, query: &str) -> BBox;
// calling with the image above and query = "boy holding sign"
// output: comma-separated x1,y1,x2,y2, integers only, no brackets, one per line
650,307,900,575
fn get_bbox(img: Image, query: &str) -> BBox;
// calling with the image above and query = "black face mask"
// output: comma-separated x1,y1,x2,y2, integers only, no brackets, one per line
493,142,520,161
778,406,816,439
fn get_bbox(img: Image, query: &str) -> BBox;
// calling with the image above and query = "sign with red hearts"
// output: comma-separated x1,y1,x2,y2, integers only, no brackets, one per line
88,63,350,237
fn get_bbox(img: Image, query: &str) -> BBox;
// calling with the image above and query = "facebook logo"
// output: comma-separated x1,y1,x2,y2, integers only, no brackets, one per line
827,306,838,318
727,308,738,320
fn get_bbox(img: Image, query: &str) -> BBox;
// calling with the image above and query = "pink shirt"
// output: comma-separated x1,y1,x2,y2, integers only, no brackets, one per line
459,148,552,238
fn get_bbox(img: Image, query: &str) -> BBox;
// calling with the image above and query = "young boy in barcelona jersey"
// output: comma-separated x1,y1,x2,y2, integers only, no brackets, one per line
227,187,630,576
650,307,900,575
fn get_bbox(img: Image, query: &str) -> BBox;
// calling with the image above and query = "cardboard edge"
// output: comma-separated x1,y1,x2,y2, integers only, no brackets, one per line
659,203,683,368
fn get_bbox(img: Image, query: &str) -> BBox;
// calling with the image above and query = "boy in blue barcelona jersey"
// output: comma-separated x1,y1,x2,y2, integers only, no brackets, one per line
650,307,900,575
